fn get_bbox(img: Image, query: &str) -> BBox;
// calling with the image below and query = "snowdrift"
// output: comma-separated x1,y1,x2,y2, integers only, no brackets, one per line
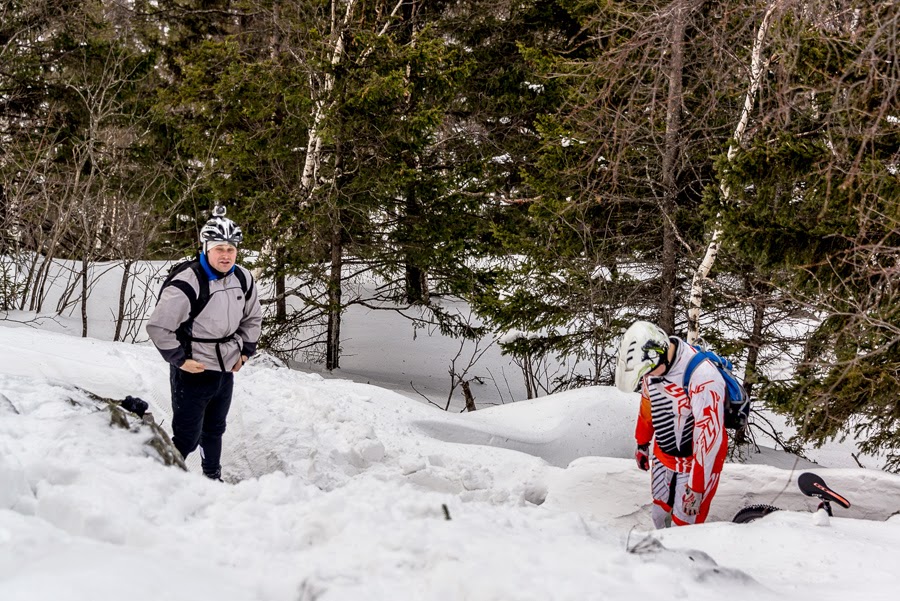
2,324,900,601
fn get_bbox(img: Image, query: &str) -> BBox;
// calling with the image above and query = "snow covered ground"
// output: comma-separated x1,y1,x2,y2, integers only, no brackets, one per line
3,258,900,600
2,324,900,601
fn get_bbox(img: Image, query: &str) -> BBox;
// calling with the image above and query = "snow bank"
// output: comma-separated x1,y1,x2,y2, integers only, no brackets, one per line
2,325,900,601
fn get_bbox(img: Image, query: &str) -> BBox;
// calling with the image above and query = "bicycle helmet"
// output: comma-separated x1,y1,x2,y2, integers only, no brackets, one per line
200,205,243,252
615,321,670,393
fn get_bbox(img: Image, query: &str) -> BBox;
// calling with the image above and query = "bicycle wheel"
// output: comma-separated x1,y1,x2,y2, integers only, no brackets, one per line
732,504,780,524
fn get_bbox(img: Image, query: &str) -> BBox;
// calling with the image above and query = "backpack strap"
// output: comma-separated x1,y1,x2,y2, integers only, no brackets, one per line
181,264,249,369
682,349,751,429
164,259,210,361
158,258,209,320
681,349,707,391
187,261,210,319
187,332,239,371
166,278,197,313
232,265,251,299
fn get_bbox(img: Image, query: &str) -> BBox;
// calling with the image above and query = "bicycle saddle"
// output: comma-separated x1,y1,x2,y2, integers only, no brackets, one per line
798,472,851,508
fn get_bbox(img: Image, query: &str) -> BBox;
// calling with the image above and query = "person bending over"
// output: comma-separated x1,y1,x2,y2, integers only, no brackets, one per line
615,321,727,527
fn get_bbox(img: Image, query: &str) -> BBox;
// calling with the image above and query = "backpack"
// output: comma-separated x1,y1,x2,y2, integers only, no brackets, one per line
157,257,251,359
682,346,751,430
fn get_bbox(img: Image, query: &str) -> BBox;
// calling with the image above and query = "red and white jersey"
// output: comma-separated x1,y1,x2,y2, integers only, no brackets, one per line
635,338,728,495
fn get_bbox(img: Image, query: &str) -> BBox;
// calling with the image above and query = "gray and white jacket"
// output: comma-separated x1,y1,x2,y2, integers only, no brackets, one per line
147,263,262,372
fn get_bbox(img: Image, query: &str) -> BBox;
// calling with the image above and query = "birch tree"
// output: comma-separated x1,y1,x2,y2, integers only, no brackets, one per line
153,0,472,369
474,0,754,383
686,0,784,344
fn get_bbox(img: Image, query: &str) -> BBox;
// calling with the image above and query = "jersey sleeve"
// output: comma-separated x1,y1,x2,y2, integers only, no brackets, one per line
687,362,727,493
634,380,654,446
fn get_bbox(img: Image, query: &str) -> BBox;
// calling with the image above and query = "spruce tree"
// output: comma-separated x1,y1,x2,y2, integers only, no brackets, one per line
716,0,900,469
471,1,759,387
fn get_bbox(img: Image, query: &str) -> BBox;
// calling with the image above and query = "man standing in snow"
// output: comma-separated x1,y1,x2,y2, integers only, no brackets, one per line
615,321,727,527
147,207,262,481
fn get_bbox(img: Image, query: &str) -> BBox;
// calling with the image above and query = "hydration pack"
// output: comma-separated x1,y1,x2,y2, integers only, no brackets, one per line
682,347,751,430
157,257,250,364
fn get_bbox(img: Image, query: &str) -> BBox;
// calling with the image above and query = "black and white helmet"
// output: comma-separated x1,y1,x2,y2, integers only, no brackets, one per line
200,206,243,251
615,321,670,393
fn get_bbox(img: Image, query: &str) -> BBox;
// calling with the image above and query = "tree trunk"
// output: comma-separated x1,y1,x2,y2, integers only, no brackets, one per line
113,260,132,342
0,184,7,253
461,380,477,412
81,255,89,338
30,246,58,313
325,213,343,370
405,263,427,304
658,0,688,335
403,177,428,304
736,277,768,445
523,353,535,400
398,3,428,306
744,279,767,398
275,247,287,321
19,253,40,311
687,1,781,343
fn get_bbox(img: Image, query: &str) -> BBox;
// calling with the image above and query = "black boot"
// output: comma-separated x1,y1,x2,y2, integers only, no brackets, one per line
203,469,223,482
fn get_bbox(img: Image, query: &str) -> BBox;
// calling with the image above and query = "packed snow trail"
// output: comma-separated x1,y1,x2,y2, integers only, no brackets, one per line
3,325,900,601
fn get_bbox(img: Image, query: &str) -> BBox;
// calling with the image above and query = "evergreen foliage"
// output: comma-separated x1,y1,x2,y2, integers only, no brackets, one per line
472,0,759,384
1,0,898,467
716,1,900,468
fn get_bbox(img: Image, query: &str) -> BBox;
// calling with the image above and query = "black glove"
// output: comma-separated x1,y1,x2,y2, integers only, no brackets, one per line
121,395,149,418
635,443,650,471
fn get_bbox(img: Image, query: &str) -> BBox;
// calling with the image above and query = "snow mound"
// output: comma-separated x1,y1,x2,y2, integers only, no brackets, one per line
3,325,900,601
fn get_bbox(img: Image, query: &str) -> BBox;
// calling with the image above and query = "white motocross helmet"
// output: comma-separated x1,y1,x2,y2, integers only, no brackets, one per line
615,321,670,393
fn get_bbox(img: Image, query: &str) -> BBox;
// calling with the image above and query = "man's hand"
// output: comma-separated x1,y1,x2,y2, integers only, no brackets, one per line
179,359,206,373
635,443,650,471
231,355,249,373
682,486,703,516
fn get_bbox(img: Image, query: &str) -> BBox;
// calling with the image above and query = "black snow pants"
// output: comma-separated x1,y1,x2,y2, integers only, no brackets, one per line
169,365,233,478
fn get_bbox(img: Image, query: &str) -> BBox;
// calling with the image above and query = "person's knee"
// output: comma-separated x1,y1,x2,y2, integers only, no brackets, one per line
202,420,227,437
203,396,232,436
651,503,670,529
172,410,205,457
173,434,200,457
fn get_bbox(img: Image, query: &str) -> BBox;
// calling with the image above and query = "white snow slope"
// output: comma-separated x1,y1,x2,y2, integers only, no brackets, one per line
2,325,900,601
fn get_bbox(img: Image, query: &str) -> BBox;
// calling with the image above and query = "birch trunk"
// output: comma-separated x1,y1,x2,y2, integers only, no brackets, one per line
686,1,782,344
298,0,407,194
254,0,357,309
294,0,403,204
256,0,406,362
301,0,355,196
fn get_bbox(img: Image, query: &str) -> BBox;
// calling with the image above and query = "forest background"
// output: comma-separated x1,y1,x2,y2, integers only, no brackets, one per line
1,0,898,470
